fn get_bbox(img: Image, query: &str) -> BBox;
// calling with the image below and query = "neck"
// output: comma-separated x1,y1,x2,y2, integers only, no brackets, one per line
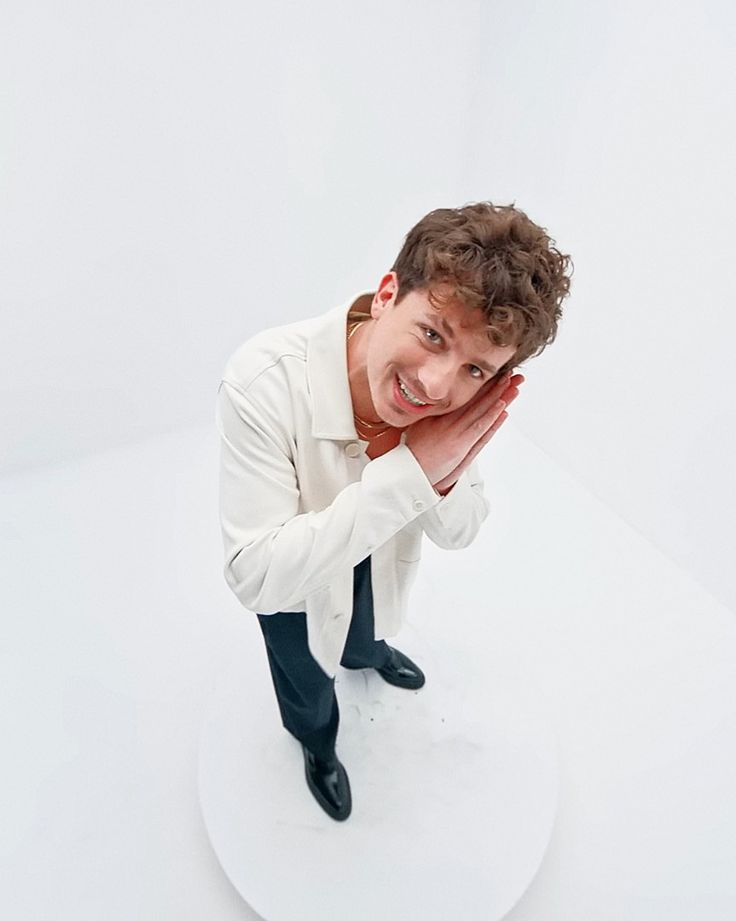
346,319,385,425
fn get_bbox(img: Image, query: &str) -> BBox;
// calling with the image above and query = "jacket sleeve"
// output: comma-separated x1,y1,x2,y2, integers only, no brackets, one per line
416,459,491,550
216,379,442,614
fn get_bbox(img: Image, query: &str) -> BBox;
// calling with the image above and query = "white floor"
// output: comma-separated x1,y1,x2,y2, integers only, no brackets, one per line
2,422,736,920
199,620,557,920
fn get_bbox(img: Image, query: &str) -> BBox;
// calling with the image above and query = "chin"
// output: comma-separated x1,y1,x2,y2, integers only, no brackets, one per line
373,401,399,427
369,392,399,427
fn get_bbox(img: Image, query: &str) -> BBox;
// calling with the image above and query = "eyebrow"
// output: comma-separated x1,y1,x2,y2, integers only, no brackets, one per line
424,314,499,375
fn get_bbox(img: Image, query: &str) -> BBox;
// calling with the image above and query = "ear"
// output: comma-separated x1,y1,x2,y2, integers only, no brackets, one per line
371,271,399,319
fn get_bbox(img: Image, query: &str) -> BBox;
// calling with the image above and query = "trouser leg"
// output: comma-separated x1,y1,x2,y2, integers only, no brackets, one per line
255,554,390,761
256,610,339,763
340,555,392,670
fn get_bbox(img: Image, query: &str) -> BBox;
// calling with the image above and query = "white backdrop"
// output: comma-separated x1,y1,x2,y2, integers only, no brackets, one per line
3,0,733,609
460,0,736,614
3,3,736,918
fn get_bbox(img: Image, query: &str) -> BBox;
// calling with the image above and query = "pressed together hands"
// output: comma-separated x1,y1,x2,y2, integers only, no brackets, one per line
405,371,524,495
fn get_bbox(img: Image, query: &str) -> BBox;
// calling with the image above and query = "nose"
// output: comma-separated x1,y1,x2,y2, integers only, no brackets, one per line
415,357,455,403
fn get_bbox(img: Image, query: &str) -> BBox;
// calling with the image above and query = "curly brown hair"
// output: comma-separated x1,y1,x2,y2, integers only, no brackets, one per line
391,201,573,372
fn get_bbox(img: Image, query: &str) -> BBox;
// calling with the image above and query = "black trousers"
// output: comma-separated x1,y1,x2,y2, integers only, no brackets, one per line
256,555,392,762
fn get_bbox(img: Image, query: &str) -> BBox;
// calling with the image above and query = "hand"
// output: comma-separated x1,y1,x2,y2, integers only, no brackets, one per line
405,371,524,492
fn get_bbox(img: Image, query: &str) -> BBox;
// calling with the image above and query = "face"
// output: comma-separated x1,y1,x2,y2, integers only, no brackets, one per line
365,273,517,426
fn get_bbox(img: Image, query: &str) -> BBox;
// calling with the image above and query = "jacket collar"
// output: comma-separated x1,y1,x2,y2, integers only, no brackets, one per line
306,290,374,440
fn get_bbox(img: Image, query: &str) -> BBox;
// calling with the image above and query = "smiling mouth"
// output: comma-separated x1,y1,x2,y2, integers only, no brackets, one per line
396,375,430,408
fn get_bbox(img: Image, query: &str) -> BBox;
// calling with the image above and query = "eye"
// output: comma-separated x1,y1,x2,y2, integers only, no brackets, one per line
422,326,442,344
469,366,485,380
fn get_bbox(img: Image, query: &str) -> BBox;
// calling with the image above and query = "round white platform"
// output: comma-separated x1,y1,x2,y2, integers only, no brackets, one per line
198,619,558,920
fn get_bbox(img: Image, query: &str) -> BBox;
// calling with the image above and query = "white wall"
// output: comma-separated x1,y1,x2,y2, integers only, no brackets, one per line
460,0,736,612
3,2,736,918
1,0,478,472
2,0,733,609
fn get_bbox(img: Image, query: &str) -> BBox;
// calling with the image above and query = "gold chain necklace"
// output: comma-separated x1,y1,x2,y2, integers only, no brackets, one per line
347,319,393,439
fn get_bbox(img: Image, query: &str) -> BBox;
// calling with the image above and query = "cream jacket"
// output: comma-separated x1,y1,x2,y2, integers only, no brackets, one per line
216,291,491,677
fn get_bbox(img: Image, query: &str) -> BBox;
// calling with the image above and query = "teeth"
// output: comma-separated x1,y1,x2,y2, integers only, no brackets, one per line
398,378,427,406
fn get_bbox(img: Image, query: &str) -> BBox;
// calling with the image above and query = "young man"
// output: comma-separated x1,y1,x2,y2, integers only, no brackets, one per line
216,202,572,821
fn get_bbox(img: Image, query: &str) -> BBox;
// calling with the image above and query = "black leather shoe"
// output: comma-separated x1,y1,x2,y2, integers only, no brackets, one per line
375,646,425,690
302,745,352,821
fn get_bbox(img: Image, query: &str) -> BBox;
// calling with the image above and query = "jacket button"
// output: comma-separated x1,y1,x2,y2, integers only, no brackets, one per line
345,443,361,457
413,499,425,512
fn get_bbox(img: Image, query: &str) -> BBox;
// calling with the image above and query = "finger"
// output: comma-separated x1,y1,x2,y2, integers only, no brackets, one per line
484,407,508,438
463,369,517,414
475,408,508,452
501,376,523,399
467,374,516,419
478,382,519,421
479,371,512,400
438,406,510,489
463,399,508,456
449,372,518,430
491,375,523,405
471,374,516,411
455,410,508,473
